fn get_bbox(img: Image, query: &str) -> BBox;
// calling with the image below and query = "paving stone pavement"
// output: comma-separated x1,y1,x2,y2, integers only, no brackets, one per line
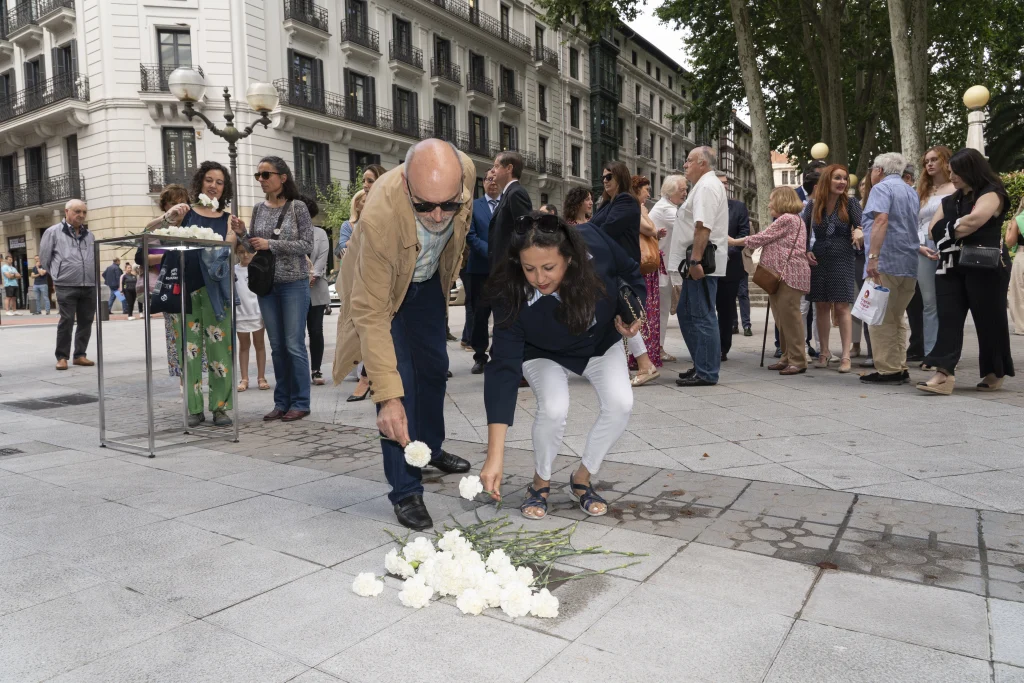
0,310,1022,681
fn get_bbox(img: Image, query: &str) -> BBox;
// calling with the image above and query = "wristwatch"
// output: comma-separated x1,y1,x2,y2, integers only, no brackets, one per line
688,258,701,266
867,254,879,260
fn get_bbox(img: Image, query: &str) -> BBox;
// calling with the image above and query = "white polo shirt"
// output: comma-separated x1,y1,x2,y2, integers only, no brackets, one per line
669,170,729,286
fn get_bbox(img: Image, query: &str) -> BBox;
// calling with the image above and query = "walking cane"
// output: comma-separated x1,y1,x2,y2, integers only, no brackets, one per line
759,305,770,367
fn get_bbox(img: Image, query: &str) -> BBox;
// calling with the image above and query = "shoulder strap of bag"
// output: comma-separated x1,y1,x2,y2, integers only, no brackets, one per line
778,216,802,271
269,200,291,241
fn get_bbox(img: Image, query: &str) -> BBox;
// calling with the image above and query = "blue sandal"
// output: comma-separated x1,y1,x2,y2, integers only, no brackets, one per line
520,486,550,519
569,478,608,517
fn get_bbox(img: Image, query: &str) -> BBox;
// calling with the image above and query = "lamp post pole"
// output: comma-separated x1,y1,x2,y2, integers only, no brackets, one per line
181,87,273,215
963,85,990,156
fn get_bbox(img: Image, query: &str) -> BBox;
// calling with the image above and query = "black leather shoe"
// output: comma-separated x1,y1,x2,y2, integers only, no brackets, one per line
721,353,728,362
859,371,905,385
773,348,783,359
471,361,486,374
678,367,696,380
732,324,739,335
744,326,752,336
676,375,716,387
427,450,471,474
447,370,453,379
394,494,433,531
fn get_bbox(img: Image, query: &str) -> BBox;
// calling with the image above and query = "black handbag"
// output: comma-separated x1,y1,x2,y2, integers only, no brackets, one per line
247,200,291,296
149,252,193,314
617,278,646,324
958,244,1001,269
678,243,717,278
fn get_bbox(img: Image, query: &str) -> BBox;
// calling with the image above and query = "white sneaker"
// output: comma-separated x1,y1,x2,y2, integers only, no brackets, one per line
127,316,134,320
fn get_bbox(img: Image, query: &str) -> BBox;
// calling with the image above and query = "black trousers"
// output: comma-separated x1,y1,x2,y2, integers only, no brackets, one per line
123,289,137,317
306,304,326,372
716,278,742,355
55,286,95,360
925,268,1014,378
466,272,492,363
906,283,925,357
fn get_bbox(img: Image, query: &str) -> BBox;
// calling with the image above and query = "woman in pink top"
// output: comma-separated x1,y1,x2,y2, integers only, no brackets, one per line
729,187,812,375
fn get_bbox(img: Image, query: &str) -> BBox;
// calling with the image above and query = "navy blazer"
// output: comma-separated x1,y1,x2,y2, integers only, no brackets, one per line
591,192,641,264
488,182,533,269
466,196,495,275
725,199,751,281
484,223,646,426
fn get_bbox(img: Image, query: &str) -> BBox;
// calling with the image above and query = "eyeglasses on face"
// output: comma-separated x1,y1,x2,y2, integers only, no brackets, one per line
405,177,462,213
602,173,614,182
513,213,561,235
254,171,284,181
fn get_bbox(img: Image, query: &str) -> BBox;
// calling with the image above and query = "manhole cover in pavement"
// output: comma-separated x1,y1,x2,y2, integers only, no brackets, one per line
0,448,23,456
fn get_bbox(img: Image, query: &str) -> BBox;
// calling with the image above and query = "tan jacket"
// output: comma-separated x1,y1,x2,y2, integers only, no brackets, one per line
332,152,476,402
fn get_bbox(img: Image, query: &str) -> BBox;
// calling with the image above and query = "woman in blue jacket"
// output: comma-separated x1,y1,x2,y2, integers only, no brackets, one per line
480,211,644,519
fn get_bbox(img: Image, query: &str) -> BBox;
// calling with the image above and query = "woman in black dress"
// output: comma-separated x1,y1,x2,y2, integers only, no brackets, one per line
918,148,1013,395
802,164,862,374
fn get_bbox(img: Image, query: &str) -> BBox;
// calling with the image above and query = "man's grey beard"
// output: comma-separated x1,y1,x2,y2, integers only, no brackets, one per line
420,214,455,234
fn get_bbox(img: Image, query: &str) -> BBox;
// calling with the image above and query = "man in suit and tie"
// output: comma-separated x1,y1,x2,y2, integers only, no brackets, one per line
467,170,500,374
715,172,750,362
487,151,533,271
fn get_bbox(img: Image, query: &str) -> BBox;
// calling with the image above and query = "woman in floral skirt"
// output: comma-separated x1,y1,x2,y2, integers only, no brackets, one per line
628,175,664,385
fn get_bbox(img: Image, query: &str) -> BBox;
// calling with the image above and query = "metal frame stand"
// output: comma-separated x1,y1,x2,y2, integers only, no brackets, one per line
95,233,239,457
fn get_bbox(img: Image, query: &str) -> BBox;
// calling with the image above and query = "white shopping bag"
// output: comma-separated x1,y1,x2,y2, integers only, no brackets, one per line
852,280,889,326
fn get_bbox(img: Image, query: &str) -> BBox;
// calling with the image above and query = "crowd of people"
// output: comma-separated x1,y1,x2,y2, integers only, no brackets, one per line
24,135,1024,531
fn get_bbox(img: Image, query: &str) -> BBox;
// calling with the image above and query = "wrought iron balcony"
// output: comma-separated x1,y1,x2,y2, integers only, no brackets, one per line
140,64,205,93
148,166,197,193
430,59,461,86
0,71,89,123
433,124,461,145
457,133,492,158
467,74,493,97
542,160,563,177
634,102,652,119
0,172,83,213
393,112,433,139
533,45,558,70
498,87,522,110
283,0,329,33
340,21,379,52
425,0,531,54
389,40,423,70
6,0,72,35
296,176,333,200
736,147,752,163
635,142,654,160
521,151,538,171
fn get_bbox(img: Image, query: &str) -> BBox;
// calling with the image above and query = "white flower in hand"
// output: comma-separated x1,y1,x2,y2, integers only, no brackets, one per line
399,575,434,609
529,588,559,619
456,588,486,616
458,475,484,500
404,441,432,468
403,536,437,564
499,581,533,618
197,193,219,211
351,572,383,597
384,548,415,579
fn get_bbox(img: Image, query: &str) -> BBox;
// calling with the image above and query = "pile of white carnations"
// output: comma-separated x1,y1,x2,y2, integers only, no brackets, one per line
151,225,223,241
351,441,642,618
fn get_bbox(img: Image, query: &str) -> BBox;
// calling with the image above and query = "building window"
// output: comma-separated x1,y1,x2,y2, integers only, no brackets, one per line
571,145,581,177
569,96,580,129
294,137,331,195
499,122,518,150
349,149,380,183
0,70,11,101
434,99,457,140
499,66,515,96
394,17,412,49
393,86,419,136
474,177,485,198
162,127,196,185
23,56,42,92
659,98,663,121
290,49,325,107
538,135,547,164
668,75,672,89
631,50,637,65
617,117,624,147
569,47,579,79
645,60,651,75
535,24,544,49
500,4,510,36
540,192,548,204
25,145,44,184
54,41,78,77
65,134,79,176
470,112,488,154
634,84,641,105
681,86,687,98
655,66,660,81
538,83,547,121
0,154,16,194
158,29,192,72
616,74,623,101
659,136,664,162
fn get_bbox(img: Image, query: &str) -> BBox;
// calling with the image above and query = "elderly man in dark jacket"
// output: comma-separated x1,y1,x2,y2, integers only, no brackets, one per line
39,200,95,370
715,173,750,361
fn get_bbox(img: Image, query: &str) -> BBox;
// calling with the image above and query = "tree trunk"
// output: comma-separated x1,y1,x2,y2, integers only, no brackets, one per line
888,0,928,170
728,0,773,231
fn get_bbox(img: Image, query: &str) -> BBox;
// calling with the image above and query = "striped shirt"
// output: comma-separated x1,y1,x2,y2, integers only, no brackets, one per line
412,218,454,282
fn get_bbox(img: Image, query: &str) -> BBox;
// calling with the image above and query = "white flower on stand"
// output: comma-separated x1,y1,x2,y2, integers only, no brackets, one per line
197,193,219,210
499,581,534,618
404,536,437,564
398,575,434,609
456,588,487,616
351,572,384,597
384,548,415,579
458,475,485,500
529,588,559,618
404,441,432,468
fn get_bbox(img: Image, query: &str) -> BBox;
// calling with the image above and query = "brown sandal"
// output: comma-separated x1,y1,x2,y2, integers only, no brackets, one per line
237,379,249,392
257,377,270,390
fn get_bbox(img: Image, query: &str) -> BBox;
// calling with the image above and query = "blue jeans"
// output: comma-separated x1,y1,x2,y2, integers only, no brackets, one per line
33,283,50,314
259,279,311,412
678,277,720,383
917,252,938,355
377,271,448,504
107,289,119,310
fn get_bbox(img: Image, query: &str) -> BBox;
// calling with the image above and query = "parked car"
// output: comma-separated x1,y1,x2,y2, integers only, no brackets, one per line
328,271,340,308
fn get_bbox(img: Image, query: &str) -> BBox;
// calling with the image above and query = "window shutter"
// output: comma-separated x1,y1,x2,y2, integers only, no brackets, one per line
292,137,301,186
286,49,296,82
314,58,324,95
51,47,59,76
367,75,376,123
317,143,330,190
41,143,47,178
38,53,45,82
70,40,78,75
411,91,418,125
12,151,18,187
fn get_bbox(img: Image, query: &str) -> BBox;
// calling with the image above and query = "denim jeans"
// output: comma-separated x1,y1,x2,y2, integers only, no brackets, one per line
917,252,938,355
259,279,311,412
678,277,720,383
33,283,50,314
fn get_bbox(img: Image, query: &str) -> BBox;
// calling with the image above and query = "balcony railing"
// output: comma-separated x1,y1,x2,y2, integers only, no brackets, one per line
0,71,89,123
0,172,83,213
430,59,461,86
389,40,423,69
541,160,562,177
393,112,434,139
5,0,71,34
148,166,197,193
498,87,522,109
340,21,379,52
736,148,752,163
635,102,652,119
533,45,558,69
296,176,333,199
635,142,654,160
139,64,204,93
521,151,538,171
467,74,493,97
426,0,531,54
433,125,460,145
457,133,491,158
284,0,329,33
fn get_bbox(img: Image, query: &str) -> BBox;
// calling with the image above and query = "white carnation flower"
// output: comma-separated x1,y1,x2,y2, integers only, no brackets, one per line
197,193,219,210
351,572,384,597
404,441,432,468
515,566,535,587
458,475,484,500
438,529,472,554
477,571,503,608
384,548,415,579
495,564,520,588
456,588,487,616
398,575,434,609
529,588,559,619
499,581,534,618
403,536,437,564
486,549,513,574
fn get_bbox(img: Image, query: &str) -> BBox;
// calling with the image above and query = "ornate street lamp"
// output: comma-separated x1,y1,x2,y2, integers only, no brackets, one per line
168,68,279,213
810,142,829,161
963,85,990,155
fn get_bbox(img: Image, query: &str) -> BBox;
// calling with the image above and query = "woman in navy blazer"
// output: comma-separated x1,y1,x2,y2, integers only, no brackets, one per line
480,211,644,519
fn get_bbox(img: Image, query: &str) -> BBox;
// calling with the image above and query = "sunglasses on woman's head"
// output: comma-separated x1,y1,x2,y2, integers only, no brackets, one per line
602,173,613,182
254,171,283,181
514,214,561,235
405,177,462,213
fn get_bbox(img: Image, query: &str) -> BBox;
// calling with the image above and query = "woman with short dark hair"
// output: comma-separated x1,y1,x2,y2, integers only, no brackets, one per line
919,148,1014,394
562,187,593,225
479,212,644,519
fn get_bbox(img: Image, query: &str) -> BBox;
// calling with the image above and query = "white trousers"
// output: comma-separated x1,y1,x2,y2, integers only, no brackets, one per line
659,282,673,347
626,333,647,358
522,342,633,480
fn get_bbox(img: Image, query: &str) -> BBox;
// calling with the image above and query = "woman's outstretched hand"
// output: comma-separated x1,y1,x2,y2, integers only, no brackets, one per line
614,315,642,338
